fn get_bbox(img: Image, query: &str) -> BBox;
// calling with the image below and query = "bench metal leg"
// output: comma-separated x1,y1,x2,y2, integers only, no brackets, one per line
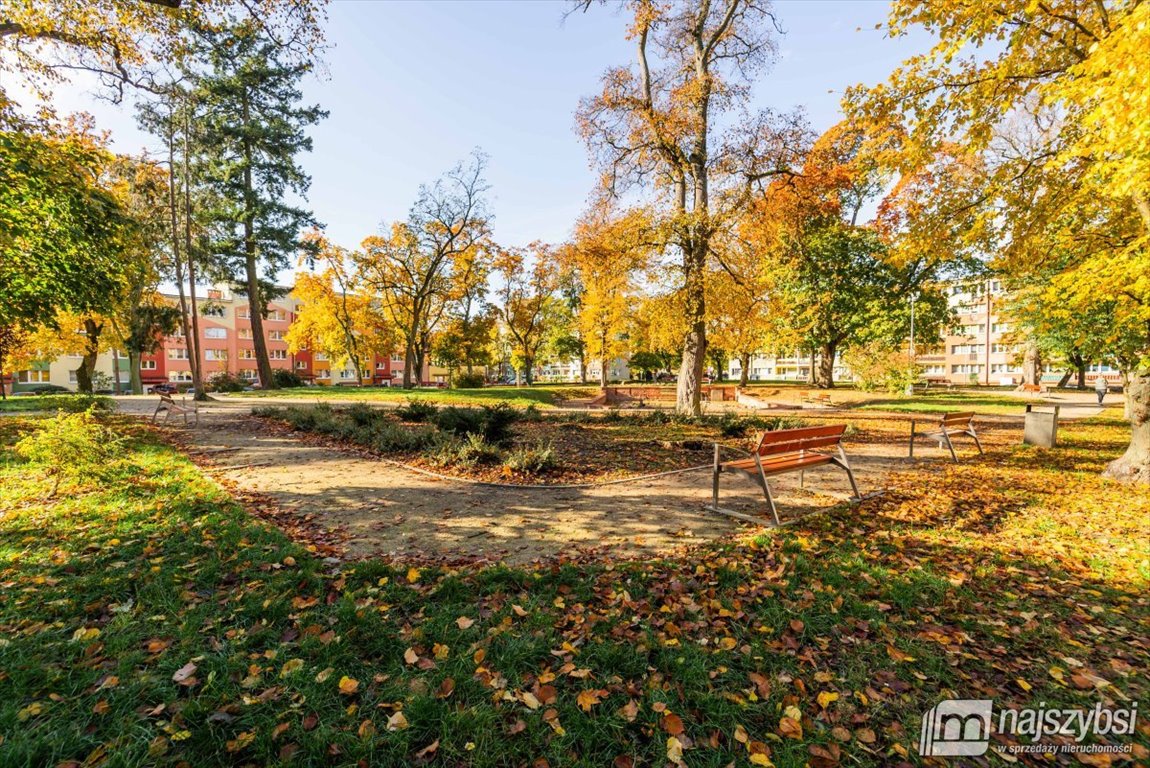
908,419,916,459
835,446,862,501
942,432,959,463
711,444,720,511
753,454,781,526
967,428,983,455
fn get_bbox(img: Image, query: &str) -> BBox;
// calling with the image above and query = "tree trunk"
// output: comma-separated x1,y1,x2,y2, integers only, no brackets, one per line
1076,363,1087,390
599,357,609,388
402,337,415,389
181,105,206,400
815,341,837,389
1103,371,1150,484
738,352,751,388
676,243,706,416
579,354,587,384
128,350,143,394
1022,343,1042,386
244,253,274,388
524,353,534,385
77,318,102,394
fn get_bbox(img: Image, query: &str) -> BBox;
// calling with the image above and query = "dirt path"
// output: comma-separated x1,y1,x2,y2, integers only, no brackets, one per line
115,399,940,564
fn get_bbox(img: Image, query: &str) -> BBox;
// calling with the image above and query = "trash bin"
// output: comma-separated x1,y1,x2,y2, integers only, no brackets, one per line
1023,404,1060,448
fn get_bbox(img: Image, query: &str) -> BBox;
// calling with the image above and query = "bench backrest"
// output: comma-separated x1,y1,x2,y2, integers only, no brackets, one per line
753,424,846,457
159,393,175,403
939,411,974,427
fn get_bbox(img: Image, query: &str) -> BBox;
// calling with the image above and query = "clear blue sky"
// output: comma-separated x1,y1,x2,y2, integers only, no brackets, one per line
49,0,923,257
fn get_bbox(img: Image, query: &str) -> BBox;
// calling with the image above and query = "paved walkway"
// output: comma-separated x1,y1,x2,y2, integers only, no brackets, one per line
116,398,911,564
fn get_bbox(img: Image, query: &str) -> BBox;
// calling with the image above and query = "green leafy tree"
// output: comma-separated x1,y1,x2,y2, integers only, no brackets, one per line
193,22,326,388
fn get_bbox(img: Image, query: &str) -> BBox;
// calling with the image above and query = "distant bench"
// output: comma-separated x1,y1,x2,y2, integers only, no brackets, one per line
908,411,982,463
153,393,198,426
711,424,861,525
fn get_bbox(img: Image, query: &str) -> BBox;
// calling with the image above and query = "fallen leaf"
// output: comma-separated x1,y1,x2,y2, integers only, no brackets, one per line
386,711,408,731
338,676,359,695
456,616,475,629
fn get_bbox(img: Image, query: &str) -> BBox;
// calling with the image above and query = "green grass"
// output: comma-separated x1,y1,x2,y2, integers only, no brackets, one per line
851,390,1045,415
230,385,598,408
0,414,1146,766
0,394,114,413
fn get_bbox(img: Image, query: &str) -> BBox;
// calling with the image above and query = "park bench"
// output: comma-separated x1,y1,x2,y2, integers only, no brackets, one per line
908,411,982,463
152,392,198,426
711,424,861,525
606,386,675,407
1017,383,1045,394
801,391,833,408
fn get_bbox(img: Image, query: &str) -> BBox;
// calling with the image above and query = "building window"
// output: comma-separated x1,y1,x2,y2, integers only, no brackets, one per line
991,343,1015,354
990,363,1020,373
376,361,387,370
269,350,287,360
314,352,328,361
239,369,258,380
391,353,403,363
237,308,251,320
296,360,308,370
338,369,357,379
17,370,51,383
204,327,227,339
68,371,79,383
268,330,285,341
316,369,330,379
950,344,986,355
201,304,226,318
951,364,984,374
991,322,1011,333
140,360,158,370
268,310,287,322
922,365,945,375
168,348,190,360
169,371,193,382
204,349,228,361
237,328,253,339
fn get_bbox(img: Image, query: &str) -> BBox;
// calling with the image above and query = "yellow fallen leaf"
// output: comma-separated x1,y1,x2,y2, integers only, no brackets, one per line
666,736,684,763
456,616,475,629
817,691,839,709
280,659,304,678
386,711,408,731
406,567,421,583
315,667,334,683
750,753,774,767
338,676,359,695
404,648,419,665
521,691,541,710
433,643,449,660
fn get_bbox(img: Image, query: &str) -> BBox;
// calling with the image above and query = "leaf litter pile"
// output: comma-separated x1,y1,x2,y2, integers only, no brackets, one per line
0,414,1146,767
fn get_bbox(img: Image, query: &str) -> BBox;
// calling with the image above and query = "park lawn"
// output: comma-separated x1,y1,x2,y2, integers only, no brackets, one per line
229,384,599,409
0,415,1147,767
850,390,1049,416
0,394,114,413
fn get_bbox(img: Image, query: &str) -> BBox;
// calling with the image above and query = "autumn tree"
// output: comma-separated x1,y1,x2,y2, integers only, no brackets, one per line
559,208,652,388
576,0,807,414
358,153,490,388
192,21,326,388
0,0,327,108
0,121,128,339
492,244,557,386
848,0,1150,482
288,234,393,381
0,325,30,399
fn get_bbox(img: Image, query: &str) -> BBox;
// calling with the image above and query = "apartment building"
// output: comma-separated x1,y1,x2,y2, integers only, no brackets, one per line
9,285,444,393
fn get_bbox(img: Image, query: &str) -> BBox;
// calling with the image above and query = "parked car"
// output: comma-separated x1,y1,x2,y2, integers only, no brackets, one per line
147,383,178,395
28,384,69,395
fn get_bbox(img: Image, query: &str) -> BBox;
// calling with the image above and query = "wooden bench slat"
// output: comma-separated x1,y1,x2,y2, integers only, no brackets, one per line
755,424,845,447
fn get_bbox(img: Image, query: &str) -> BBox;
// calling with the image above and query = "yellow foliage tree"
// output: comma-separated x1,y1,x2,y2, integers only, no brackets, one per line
288,234,393,383
847,0,1150,482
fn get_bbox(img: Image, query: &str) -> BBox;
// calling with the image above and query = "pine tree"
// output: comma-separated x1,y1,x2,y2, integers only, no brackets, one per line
192,22,326,388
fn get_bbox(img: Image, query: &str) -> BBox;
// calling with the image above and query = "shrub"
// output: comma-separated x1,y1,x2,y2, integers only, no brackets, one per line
343,403,383,428
395,398,439,422
503,441,557,474
521,403,543,422
453,371,486,389
434,406,486,437
15,408,125,495
15,394,115,413
207,372,247,393
371,422,437,453
427,433,502,468
479,402,519,444
272,369,306,388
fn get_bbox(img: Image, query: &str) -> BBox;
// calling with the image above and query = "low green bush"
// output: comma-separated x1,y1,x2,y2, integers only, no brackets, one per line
453,371,486,389
503,440,557,474
272,369,306,388
434,406,486,437
207,372,248,393
395,398,439,422
479,402,519,444
428,433,502,468
14,408,125,495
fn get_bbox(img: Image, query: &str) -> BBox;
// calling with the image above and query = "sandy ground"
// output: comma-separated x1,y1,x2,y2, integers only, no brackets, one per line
114,398,948,564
